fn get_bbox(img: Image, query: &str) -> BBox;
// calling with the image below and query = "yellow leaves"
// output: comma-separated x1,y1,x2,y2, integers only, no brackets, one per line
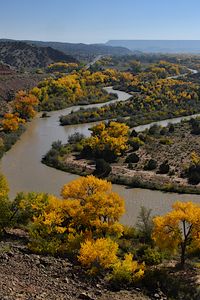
61,175,112,200
152,201,200,254
191,151,200,165
86,121,129,158
61,175,125,237
109,253,145,284
78,238,119,272
13,90,39,120
47,62,79,73
1,113,25,132
0,174,9,199
27,176,124,256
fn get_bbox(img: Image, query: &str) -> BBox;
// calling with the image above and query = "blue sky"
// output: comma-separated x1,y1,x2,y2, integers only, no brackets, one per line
0,0,200,43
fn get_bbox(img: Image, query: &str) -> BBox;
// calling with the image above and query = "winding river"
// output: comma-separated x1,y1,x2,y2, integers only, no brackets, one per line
1,84,200,225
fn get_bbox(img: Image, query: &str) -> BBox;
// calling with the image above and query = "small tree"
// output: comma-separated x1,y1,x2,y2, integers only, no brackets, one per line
136,206,153,243
144,159,157,171
94,159,111,177
84,121,129,162
0,174,11,234
61,175,125,237
158,160,170,174
125,153,139,164
152,201,200,267
186,152,200,185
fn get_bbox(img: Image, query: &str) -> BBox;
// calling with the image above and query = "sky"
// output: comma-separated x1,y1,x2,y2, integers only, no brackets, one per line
1,0,200,44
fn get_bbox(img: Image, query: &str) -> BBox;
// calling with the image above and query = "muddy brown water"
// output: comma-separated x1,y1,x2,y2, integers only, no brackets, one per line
1,87,200,225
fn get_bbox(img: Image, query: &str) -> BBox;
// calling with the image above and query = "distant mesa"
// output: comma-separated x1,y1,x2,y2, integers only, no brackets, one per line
106,40,200,53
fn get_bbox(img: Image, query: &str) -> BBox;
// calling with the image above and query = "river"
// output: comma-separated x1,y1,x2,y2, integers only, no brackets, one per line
1,86,200,225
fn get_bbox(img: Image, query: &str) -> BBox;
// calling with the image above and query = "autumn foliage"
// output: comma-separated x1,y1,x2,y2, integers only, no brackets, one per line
1,113,25,132
83,121,129,161
13,90,39,120
23,176,125,254
78,238,119,273
152,201,200,266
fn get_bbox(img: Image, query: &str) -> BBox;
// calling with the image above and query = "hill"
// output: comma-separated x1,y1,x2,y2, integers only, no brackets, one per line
0,39,132,61
0,41,78,70
106,40,200,53
25,41,132,60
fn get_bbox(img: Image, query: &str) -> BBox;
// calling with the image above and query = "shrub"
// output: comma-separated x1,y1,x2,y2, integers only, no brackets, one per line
144,159,157,171
190,118,200,135
68,132,85,144
138,133,146,142
109,253,145,289
187,165,200,185
160,127,167,135
94,159,111,177
128,163,133,169
125,153,139,163
159,137,173,145
185,152,200,184
81,145,93,158
122,226,136,240
0,197,12,234
136,206,153,244
0,174,11,234
158,160,170,174
129,137,144,152
13,192,50,226
168,123,175,133
51,140,62,150
78,238,119,274
148,124,160,135
130,129,138,137
142,247,163,265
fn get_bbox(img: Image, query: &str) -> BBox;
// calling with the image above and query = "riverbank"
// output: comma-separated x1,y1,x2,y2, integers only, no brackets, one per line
43,153,200,195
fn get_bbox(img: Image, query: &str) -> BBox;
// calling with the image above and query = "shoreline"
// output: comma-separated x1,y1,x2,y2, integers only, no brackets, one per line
42,154,200,195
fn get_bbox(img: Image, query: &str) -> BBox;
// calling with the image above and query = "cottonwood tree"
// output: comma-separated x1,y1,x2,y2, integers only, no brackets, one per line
152,201,200,267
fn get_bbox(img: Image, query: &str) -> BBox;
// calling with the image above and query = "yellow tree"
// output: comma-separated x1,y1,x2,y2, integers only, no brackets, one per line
0,174,10,233
1,113,25,132
26,176,124,254
61,175,125,237
13,90,39,120
78,237,119,273
152,201,200,267
85,121,129,161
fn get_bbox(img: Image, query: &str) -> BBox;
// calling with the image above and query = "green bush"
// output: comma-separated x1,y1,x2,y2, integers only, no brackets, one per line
129,137,144,152
0,197,12,234
144,159,157,171
148,124,160,135
122,226,136,240
168,123,175,133
158,160,170,174
130,129,138,137
125,153,139,163
68,132,85,144
159,137,173,145
142,247,163,265
160,127,167,135
94,159,112,177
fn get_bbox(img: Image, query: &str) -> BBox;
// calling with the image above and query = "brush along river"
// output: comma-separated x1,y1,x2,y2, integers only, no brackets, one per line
1,85,200,225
